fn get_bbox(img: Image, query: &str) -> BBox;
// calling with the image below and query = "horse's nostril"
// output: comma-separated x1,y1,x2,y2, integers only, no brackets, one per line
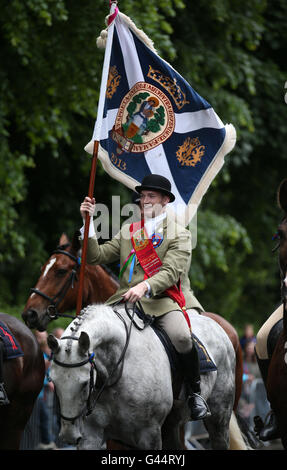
22,309,38,327
28,309,38,320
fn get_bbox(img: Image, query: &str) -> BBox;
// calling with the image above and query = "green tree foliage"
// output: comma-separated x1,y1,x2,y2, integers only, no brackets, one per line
0,0,181,303
0,0,286,333
169,0,287,330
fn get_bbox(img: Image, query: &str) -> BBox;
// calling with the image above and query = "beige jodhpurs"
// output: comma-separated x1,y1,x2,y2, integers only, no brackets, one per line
255,304,283,360
155,308,199,354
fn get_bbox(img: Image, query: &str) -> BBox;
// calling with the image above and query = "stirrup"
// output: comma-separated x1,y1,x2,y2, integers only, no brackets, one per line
0,383,10,406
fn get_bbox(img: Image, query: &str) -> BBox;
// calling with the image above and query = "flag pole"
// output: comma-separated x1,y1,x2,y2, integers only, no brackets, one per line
76,2,118,315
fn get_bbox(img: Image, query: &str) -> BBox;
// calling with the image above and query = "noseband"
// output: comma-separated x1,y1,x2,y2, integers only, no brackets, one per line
30,246,81,320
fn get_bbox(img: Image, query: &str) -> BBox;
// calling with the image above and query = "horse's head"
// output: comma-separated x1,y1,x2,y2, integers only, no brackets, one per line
22,233,81,331
275,180,287,305
48,329,95,446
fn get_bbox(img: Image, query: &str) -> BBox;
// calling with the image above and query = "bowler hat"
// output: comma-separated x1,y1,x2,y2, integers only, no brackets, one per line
135,174,175,202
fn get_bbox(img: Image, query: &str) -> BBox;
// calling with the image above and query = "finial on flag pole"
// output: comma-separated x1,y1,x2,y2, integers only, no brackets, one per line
76,2,117,316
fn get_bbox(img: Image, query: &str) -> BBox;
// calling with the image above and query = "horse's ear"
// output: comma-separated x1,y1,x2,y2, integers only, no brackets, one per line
277,179,287,213
71,230,81,255
48,334,61,354
59,233,70,247
78,331,90,355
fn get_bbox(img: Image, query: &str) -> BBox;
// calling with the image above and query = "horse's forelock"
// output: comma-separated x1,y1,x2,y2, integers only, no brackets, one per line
56,243,71,251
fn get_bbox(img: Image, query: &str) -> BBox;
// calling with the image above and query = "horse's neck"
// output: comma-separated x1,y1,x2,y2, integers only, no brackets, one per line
84,265,119,305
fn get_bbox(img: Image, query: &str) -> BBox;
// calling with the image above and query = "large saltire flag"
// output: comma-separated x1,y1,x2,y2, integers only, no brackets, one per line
85,8,236,225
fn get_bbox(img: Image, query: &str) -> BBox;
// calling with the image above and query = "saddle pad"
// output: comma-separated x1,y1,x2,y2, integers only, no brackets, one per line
0,321,24,360
151,325,217,374
151,325,181,374
192,333,217,373
133,306,217,374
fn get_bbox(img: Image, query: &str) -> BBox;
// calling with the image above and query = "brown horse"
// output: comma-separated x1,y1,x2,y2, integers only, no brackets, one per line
0,313,45,449
263,179,287,448
22,232,119,331
22,232,243,411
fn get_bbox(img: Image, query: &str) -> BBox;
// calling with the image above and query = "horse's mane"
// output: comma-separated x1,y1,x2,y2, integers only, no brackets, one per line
57,243,70,251
64,304,112,354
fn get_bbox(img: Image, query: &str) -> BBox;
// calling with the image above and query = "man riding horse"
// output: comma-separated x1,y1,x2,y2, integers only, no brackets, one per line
80,174,209,421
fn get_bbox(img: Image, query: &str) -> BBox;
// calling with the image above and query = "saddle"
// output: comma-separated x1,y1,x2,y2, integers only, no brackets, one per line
133,305,217,375
0,321,23,405
0,321,24,360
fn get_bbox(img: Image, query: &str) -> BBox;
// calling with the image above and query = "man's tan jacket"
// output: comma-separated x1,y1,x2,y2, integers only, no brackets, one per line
84,215,203,317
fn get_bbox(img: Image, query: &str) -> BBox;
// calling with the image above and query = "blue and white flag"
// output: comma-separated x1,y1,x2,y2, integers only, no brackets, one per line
85,11,236,225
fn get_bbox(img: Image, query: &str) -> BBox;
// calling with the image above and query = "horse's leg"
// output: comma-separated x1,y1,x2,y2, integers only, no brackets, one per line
203,414,230,449
0,400,35,450
161,399,187,450
136,425,162,450
200,369,234,450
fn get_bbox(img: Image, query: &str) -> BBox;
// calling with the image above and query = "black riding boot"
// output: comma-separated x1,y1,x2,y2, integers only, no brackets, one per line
181,346,209,421
0,340,9,406
254,354,279,441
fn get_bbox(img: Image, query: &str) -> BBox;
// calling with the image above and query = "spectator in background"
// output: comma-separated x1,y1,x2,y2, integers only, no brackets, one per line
50,327,65,446
239,338,261,424
240,324,256,351
52,327,64,340
243,339,261,383
35,330,57,450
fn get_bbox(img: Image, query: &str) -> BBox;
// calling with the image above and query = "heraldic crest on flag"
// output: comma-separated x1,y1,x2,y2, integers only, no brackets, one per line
85,8,236,225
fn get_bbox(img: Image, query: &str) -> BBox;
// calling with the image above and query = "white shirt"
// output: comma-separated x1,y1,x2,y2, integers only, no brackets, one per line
79,211,167,240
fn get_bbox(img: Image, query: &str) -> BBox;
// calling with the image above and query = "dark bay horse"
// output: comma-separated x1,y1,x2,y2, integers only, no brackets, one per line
22,232,243,412
0,313,45,449
262,179,287,448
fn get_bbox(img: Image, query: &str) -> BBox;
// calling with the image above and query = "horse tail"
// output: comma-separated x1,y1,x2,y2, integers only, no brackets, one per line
229,411,248,450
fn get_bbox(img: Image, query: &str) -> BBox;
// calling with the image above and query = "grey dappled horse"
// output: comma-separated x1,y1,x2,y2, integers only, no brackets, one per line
48,304,243,450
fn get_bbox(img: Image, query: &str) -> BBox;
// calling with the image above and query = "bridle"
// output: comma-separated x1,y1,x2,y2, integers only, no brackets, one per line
53,336,97,423
30,245,81,320
53,303,146,424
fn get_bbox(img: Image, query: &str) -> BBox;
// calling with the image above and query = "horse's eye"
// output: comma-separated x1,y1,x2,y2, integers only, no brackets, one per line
56,269,68,277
